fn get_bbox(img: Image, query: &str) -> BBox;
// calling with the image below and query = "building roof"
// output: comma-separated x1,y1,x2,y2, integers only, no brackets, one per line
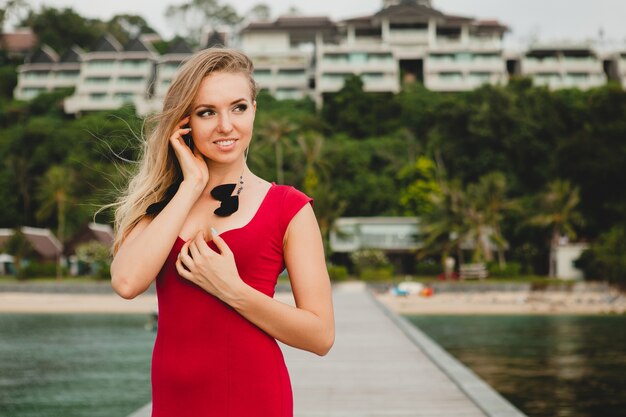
473,19,509,34
59,46,83,63
91,34,123,53
374,3,446,20
166,37,193,54
26,44,59,64
63,223,113,256
243,15,337,32
0,28,38,53
0,227,62,260
124,36,157,53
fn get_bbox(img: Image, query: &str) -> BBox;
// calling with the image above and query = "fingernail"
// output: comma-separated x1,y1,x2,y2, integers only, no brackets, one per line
186,127,192,131
211,227,218,236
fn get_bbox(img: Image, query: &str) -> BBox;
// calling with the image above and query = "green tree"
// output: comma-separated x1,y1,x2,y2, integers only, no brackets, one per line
0,0,29,33
36,165,77,280
466,172,518,268
165,0,242,46
1,228,36,278
106,14,157,45
398,156,441,217
529,180,584,277
248,3,271,21
20,7,103,52
576,224,626,286
256,117,294,184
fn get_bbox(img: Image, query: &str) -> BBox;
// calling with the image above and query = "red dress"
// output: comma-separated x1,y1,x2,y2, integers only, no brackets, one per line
151,183,313,417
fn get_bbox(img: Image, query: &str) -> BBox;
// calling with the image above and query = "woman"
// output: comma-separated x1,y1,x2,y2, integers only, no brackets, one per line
110,48,335,417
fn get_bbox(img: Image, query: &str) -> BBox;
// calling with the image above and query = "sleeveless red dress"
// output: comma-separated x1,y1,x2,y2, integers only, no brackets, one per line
151,183,312,417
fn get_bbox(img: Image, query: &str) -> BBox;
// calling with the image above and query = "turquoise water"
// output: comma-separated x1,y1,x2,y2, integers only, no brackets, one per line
407,315,626,417
0,314,155,417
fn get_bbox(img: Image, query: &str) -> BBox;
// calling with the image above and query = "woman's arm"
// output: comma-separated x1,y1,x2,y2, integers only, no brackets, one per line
111,118,208,299
110,181,201,299
177,203,335,356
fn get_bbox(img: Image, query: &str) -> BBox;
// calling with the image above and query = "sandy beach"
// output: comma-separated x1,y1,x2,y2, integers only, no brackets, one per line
1,283,624,315
375,287,626,315
0,290,296,314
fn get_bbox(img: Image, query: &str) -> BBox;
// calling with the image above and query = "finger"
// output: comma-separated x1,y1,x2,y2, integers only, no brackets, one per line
176,258,192,280
210,228,231,255
177,115,190,128
189,233,203,260
179,241,194,270
194,231,212,257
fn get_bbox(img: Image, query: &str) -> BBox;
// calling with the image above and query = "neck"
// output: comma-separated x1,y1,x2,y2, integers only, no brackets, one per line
203,158,248,195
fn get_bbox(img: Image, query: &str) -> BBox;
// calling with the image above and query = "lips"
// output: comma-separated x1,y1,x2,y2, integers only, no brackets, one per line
213,138,237,147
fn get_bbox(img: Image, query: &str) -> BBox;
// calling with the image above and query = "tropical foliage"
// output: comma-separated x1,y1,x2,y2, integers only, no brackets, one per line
1,4,625,281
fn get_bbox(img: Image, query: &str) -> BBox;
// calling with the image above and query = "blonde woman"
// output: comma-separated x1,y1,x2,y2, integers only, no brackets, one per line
110,48,335,416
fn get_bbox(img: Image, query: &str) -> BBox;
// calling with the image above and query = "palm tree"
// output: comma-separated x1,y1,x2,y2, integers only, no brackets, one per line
257,118,294,184
296,131,327,196
421,178,469,267
36,165,76,280
466,172,519,268
529,179,584,277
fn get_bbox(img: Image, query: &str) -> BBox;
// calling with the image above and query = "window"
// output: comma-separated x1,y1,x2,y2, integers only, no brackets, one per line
275,88,302,100
118,76,144,84
120,59,148,69
85,77,110,84
439,72,463,81
277,69,305,81
88,60,115,68
24,71,49,79
470,72,492,83
114,92,134,102
90,93,107,101
56,70,79,79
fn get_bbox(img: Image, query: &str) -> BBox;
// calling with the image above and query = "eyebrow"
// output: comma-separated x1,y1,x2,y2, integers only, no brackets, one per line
193,98,248,111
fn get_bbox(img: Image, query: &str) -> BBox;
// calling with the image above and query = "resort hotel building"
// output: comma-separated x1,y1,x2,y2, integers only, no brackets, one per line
11,0,619,115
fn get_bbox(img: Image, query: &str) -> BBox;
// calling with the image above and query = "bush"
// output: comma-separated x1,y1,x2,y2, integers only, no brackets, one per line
414,259,441,276
576,224,626,286
359,266,395,282
488,261,522,278
75,241,112,279
327,265,349,281
19,262,62,278
350,249,390,270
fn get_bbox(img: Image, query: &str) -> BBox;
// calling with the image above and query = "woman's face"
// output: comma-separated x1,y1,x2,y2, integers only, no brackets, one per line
188,71,256,166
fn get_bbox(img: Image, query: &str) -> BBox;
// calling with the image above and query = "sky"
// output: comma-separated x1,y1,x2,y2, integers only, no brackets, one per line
19,0,626,51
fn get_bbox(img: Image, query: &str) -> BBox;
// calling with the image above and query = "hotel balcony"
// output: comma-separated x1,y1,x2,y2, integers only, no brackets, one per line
522,57,602,74
425,58,505,73
387,29,429,45
424,72,506,92
531,73,606,90
317,73,398,93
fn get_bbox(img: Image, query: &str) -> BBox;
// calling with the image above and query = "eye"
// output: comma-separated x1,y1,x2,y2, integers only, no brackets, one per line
196,109,215,117
233,103,248,112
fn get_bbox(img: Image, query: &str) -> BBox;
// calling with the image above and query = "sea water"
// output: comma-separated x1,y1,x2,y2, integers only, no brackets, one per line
0,314,154,417
407,314,626,417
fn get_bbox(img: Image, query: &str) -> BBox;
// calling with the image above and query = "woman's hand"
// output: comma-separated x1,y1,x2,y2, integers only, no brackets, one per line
169,116,209,194
176,229,246,304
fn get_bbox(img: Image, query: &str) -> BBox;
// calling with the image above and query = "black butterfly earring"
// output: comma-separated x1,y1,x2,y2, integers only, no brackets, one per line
211,175,243,216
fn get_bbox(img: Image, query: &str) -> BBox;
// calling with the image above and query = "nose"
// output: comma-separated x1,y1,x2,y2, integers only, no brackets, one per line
217,113,233,133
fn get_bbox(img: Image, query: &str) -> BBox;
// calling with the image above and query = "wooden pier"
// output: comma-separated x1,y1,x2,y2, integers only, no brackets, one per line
128,282,526,417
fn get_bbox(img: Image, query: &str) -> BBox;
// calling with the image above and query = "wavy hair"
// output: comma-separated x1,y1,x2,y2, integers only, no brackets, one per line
109,47,258,254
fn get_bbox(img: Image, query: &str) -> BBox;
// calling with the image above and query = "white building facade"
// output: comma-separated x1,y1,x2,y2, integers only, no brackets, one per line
12,0,626,113
64,35,158,114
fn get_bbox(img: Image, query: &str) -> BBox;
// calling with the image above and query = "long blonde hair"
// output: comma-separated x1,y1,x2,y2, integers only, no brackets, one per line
110,47,258,254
